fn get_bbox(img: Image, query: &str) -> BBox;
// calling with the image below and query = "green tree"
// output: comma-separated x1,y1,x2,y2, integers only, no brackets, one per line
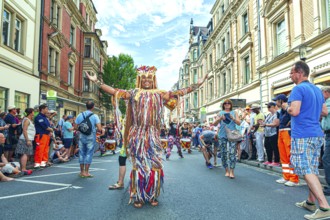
101,54,137,115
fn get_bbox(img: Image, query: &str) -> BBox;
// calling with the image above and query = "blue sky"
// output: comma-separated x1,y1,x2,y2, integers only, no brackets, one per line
93,0,214,90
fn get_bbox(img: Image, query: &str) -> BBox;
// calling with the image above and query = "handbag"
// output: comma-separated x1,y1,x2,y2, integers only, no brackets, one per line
224,126,242,142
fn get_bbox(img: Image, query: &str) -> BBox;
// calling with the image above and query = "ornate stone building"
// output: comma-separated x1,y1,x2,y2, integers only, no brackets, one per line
0,0,41,111
39,0,107,121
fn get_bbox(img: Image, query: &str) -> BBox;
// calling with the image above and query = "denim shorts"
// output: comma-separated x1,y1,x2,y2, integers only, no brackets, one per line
290,137,324,175
79,134,95,164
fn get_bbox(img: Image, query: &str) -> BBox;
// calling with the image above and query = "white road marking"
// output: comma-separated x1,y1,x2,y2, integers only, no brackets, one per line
15,179,72,187
22,169,106,179
0,187,69,200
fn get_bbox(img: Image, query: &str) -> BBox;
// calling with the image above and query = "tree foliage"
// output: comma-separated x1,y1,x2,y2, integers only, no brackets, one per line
101,54,137,115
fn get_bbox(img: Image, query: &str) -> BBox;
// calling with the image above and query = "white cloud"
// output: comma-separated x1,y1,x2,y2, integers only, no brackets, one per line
114,24,126,32
134,42,141,47
92,0,214,91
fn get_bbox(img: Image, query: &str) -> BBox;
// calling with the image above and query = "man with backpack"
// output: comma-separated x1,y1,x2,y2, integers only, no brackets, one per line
75,101,102,178
4,106,21,162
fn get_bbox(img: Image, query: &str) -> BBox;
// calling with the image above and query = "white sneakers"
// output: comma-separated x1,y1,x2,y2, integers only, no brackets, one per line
276,178,300,186
285,181,300,187
276,178,287,184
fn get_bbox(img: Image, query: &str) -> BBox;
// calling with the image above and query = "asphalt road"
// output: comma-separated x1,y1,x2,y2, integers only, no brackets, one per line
1,148,329,220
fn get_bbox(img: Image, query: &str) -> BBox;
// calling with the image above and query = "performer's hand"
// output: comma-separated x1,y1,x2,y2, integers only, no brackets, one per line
85,71,97,82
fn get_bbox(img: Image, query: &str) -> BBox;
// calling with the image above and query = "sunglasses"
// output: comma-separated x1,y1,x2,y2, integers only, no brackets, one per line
224,102,231,105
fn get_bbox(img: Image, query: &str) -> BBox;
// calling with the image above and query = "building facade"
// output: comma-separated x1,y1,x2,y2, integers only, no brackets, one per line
0,0,41,112
39,0,107,121
258,0,330,109
181,0,330,121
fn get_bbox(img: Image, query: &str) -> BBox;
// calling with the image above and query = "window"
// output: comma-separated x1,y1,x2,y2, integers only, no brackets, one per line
0,87,8,110
326,0,330,28
221,4,225,14
86,12,89,25
244,56,250,84
14,91,29,111
185,98,189,111
209,81,213,99
48,47,53,73
2,9,10,46
193,92,198,108
2,8,24,52
217,75,221,96
217,42,221,59
222,38,226,54
243,13,249,35
201,89,204,105
50,0,60,27
193,69,198,84
83,72,90,92
48,47,59,75
223,72,227,94
209,54,212,70
70,25,75,45
228,68,231,91
227,31,230,49
68,64,73,86
193,49,197,61
276,20,286,55
84,38,91,57
185,65,189,75
14,18,22,51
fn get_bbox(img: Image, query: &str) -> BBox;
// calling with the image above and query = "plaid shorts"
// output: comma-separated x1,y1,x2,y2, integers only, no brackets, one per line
290,137,324,175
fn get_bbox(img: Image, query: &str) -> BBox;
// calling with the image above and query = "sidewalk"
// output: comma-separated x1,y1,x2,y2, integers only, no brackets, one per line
240,159,327,185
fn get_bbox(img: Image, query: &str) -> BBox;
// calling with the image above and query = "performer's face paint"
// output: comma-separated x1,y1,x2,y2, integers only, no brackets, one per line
141,75,154,89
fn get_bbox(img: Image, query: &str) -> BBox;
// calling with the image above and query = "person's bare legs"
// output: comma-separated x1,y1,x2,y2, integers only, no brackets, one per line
20,154,28,171
0,172,14,182
118,165,126,185
85,164,91,176
202,147,210,164
213,146,217,165
305,174,330,208
79,164,85,176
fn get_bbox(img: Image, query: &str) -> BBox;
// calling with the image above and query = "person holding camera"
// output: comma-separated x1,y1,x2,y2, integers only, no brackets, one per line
213,99,240,179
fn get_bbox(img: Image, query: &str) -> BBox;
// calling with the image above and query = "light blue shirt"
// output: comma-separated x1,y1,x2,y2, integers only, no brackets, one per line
75,110,100,136
322,98,330,131
63,121,73,139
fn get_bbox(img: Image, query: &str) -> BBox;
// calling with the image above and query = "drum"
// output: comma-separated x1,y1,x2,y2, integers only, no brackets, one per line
180,138,191,149
104,140,116,151
160,139,168,149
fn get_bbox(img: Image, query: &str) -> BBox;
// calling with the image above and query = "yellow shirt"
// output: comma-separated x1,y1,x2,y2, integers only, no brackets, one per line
254,113,265,132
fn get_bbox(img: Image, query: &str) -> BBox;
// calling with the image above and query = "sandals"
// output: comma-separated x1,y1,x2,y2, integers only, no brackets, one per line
108,182,124,190
150,199,159,207
133,201,143,208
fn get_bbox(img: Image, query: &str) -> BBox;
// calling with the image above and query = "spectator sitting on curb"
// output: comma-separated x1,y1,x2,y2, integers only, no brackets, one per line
0,133,21,177
50,141,69,164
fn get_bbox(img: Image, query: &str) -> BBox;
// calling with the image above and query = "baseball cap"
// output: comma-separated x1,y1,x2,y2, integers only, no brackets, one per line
265,102,276,108
251,104,260,109
67,115,74,119
8,105,16,110
49,109,56,113
272,94,288,102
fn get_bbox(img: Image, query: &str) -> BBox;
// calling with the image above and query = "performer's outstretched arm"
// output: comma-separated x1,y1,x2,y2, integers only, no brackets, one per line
85,71,131,99
163,73,208,100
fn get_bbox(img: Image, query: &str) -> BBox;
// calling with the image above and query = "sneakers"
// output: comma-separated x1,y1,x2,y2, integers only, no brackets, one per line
263,161,272,165
304,209,330,220
276,178,287,184
295,200,317,212
207,163,213,169
270,162,281,167
285,181,300,187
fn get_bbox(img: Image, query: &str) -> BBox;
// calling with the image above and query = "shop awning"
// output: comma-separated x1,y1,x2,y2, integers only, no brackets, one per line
313,74,330,84
273,84,294,95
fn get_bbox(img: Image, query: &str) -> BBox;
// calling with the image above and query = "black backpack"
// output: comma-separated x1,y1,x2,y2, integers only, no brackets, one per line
16,124,23,136
78,113,94,135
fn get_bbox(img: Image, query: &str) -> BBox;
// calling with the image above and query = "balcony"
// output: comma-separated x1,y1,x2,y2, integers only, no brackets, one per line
238,33,253,53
